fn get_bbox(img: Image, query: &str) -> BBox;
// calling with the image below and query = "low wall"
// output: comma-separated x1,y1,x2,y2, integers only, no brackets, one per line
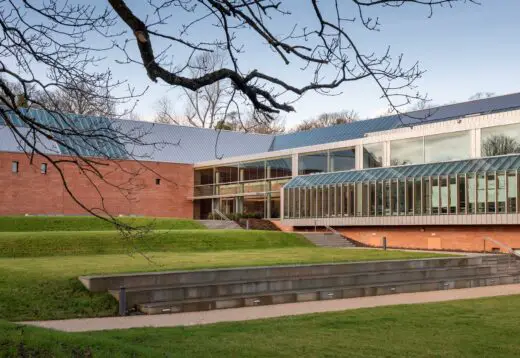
337,225,520,252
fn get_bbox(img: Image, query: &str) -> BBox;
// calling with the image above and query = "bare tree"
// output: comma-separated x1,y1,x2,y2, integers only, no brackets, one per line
482,134,520,157
0,0,478,225
237,112,285,134
469,92,496,101
294,110,359,132
154,52,231,128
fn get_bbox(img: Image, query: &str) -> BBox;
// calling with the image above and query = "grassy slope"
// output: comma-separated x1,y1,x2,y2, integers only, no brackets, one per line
3,295,520,357
0,249,453,321
0,230,312,257
0,216,204,232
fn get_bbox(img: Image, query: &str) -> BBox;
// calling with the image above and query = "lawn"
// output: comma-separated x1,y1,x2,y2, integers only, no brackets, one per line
0,230,312,257
3,295,520,357
0,216,204,232
0,248,454,321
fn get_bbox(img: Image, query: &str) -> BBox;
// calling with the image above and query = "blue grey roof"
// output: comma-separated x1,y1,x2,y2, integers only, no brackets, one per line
271,92,520,151
285,154,520,188
1,92,520,163
0,108,273,163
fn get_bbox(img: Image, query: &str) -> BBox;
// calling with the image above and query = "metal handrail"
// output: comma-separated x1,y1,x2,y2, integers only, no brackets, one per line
213,208,232,222
324,225,341,236
484,237,520,258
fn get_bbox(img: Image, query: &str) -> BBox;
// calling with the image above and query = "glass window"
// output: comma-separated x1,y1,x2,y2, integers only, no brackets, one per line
482,123,520,157
423,177,431,215
497,173,506,213
391,180,398,216
363,143,384,168
348,184,356,216
299,151,328,175
335,185,342,217
414,178,422,215
310,187,317,218
458,175,466,214
217,165,238,183
487,173,496,213
398,180,406,215
507,172,517,213
477,173,486,214
241,161,265,181
369,182,377,216
329,149,355,172
342,184,349,216
468,174,476,214
432,177,440,215
11,161,18,173
390,137,424,166
267,157,292,178
40,163,47,174
323,186,330,217
424,131,471,163
244,195,266,217
317,187,323,217
384,181,391,216
283,189,290,218
406,179,414,215
195,168,214,185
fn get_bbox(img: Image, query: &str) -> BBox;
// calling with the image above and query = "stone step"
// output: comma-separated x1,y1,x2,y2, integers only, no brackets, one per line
138,274,519,315
300,233,357,247
80,256,489,292
111,265,496,308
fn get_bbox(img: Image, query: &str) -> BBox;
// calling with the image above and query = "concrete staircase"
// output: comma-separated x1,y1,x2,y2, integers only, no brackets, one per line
300,232,356,248
79,255,520,315
198,220,242,230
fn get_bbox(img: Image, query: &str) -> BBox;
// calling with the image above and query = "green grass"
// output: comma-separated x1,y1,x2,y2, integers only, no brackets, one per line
3,295,520,357
0,216,204,232
0,230,312,257
0,248,453,321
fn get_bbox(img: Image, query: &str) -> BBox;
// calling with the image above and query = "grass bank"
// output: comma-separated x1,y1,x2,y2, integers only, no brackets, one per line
0,230,311,257
0,216,204,232
3,295,520,357
0,248,453,321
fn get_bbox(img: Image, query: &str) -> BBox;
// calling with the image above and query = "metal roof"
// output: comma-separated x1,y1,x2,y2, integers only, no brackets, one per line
0,108,274,163
284,155,520,188
271,92,520,151
1,92,520,163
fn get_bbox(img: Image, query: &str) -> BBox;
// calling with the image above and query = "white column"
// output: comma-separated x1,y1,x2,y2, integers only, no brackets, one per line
473,128,482,158
355,144,363,169
291,153,298,177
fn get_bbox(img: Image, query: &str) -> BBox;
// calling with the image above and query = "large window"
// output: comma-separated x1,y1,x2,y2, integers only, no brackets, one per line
482,123,520,157
217,165,238,183
390,137,424,166
299,151,328,175
424,131,471,163
363,143,383,168
267,157,292,178
241,161,265,181
329,148,355,172
195,168,214,185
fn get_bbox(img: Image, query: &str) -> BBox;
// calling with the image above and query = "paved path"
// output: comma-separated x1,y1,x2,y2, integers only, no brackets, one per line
21,284,520,332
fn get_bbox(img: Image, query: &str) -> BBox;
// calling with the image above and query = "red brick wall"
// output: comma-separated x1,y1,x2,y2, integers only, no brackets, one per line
0,152,194,218
338,226,520,252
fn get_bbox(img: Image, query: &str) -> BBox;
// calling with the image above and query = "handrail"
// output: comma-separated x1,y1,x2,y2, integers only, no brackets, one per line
484,237,520,258
324,225,341,236
213,208,232,222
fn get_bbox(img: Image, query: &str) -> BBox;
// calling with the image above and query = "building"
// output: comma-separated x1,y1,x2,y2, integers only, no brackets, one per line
3,93,520,251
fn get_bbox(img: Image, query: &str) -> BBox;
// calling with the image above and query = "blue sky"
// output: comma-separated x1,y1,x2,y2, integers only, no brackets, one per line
16,1,520,129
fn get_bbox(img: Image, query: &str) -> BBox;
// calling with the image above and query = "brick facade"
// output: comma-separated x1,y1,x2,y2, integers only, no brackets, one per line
0,152,194,218
337,226,520,252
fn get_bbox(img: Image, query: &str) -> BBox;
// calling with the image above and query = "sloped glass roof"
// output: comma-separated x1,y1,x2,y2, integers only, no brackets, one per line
284,155,520,188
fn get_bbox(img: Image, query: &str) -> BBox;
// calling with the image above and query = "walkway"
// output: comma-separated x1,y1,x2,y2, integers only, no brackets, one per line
21,284,520,332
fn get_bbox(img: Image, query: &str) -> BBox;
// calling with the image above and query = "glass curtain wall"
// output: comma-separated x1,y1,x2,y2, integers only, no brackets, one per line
284,170,519,219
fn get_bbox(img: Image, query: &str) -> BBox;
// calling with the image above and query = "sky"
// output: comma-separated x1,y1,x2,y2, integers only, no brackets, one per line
11,1,520,129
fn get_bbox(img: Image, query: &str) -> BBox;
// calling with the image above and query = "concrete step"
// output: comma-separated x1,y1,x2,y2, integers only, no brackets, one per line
80,256,489,292
137,273,520,315
300,233,356,247
111,265,496,308
198,220,242,230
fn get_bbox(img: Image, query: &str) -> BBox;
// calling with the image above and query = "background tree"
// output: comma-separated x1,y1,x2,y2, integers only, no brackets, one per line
294,110,359,132
469,92,496,101
482,134,520,156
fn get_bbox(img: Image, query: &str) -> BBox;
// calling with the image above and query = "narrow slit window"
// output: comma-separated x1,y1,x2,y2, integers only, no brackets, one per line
41,163,47,174
11,161,19,173
155,178,161,185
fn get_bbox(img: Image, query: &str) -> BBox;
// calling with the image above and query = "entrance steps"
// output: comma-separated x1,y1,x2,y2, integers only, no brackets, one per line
300,232,357,247
79,255,520,315
197,220,242,230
